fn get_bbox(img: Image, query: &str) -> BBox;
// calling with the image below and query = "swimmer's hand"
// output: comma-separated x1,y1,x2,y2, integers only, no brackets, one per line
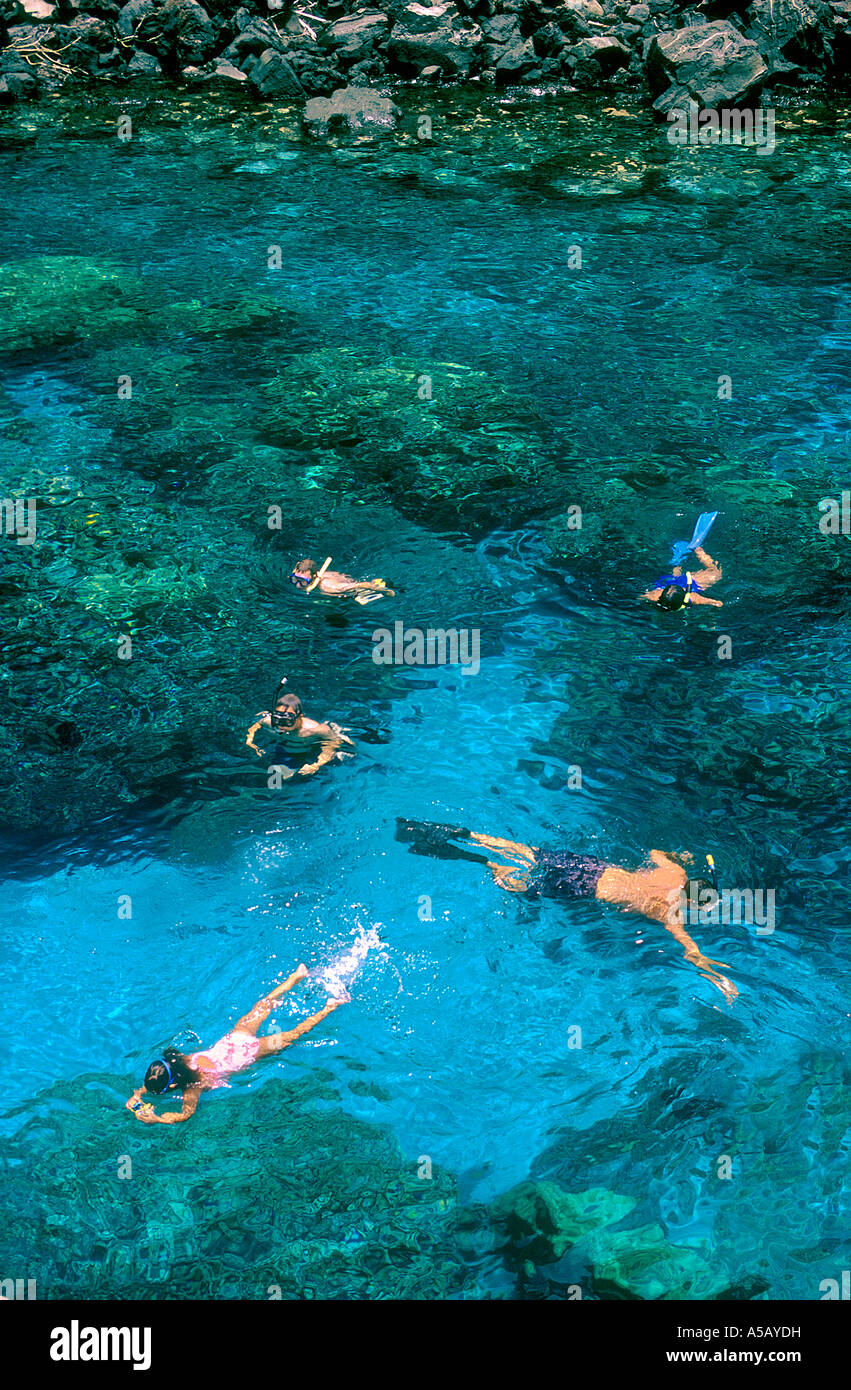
702,971,738,1003
127,1099,157,1122
695,956,738,1002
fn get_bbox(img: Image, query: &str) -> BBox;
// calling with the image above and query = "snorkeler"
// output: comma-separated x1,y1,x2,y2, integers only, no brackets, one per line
246,678,354,777
291,556,395,605
395,820,737,1001
642,544,723,611
643,512,723,610
125,964,347,1126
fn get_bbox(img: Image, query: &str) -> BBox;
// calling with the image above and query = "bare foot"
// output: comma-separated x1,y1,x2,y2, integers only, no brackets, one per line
295,963,308,981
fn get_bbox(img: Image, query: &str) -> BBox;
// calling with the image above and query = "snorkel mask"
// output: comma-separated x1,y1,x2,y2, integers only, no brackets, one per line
270,677,302,730
291,559,317,588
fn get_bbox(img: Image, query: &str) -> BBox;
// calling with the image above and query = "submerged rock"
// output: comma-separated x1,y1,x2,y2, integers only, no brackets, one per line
493,1180,638,1264
3,1073,480,1298
0,256,152,354
302,82,400,134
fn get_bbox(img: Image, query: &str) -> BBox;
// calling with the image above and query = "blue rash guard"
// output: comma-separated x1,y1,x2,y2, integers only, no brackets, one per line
654,572,703,597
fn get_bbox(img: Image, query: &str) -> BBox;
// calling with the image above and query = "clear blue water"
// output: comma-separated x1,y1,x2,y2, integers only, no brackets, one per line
1,88,850,1300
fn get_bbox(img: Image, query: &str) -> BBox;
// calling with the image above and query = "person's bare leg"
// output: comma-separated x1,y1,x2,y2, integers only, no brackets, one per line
234,964,309,1036
691,546,721,588
256,996,345,1057
468,833,538,867
489,863,532,892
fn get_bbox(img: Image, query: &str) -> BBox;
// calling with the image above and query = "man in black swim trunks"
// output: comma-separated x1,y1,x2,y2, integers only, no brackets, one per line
246,683,353,778
395,820,737,1002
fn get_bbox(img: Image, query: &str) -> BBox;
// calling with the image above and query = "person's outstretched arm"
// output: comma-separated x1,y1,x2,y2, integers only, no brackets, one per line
246,716,268,756
297,728,346,776
155,1086,202,1125
125,1085,203,1125
658,897,737,1001
688,593,723,607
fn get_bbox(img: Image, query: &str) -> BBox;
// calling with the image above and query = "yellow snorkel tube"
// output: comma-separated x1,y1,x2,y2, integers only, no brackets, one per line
305,556,332,594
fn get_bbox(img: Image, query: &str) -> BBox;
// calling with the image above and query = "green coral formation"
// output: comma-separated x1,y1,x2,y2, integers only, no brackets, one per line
490,1179,729,1299
492,1180,638,1264
0,256,154,355
0,250,294,359
258,347,550,522
2,1073,479,1299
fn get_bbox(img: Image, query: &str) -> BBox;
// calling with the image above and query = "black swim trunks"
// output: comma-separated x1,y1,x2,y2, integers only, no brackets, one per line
529,850,608,901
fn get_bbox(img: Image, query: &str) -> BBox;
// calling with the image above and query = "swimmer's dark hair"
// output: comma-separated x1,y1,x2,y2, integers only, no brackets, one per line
275,692,303,716
294,559,318,577
684,876,717,903
657,584,686,612
144,1047,199,1095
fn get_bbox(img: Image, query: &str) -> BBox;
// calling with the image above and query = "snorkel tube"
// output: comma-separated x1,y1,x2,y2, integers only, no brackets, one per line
306,556,332,594
270,676,298,730
705,854,718,891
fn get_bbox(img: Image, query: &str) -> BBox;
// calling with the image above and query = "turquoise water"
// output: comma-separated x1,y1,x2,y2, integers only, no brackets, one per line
1,87,850,1300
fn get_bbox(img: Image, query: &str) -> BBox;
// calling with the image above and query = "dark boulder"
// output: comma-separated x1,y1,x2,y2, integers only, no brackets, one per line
480,11,520,41
122,0,219,72
531,20,566,57
0,68,38,99
561,0,605,39
47,16,121,73
302,82,400,134
321,8,389,64
742,0,834,66
647,20,768,108
387,2,483,76
225,16,289,61
116,0,158,35
493,36,538,81
56,0,119,17
126,46,161,71
566,33,631,83
157,0,220,64
249,45,305,95
831,0,851,74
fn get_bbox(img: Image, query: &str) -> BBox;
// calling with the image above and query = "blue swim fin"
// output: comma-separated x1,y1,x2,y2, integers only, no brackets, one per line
671,511,718,567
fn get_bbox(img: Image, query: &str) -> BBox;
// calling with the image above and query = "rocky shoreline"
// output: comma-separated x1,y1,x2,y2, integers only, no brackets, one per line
0,0,849,117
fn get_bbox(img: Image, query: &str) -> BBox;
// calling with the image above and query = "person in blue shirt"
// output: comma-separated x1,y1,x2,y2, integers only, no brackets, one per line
642,544,723,610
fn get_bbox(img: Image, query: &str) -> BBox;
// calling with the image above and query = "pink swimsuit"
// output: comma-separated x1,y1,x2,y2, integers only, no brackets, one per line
189,1031,260,1089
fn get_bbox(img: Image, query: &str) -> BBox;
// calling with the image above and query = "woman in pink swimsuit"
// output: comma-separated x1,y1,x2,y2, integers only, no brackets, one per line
125,963,346,1126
